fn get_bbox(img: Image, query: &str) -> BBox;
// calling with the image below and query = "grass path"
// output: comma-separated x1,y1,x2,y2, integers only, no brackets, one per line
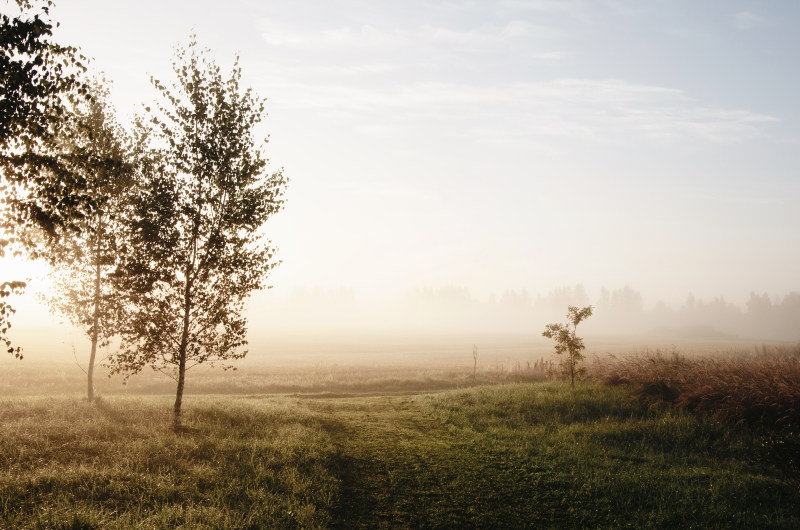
312,385,800,528
316,396,456,528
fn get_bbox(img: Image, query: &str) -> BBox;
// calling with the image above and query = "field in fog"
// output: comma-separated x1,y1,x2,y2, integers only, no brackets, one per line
0,335,782,396
2,339,799,527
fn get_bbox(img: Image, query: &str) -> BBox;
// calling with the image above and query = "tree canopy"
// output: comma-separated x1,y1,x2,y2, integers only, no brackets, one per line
1,0,88,357
1,0,89,234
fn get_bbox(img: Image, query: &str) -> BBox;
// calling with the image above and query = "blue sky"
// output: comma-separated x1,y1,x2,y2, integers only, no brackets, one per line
8,0,800,342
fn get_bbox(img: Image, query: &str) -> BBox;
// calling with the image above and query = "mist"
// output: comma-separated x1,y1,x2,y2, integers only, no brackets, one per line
242,283,799,341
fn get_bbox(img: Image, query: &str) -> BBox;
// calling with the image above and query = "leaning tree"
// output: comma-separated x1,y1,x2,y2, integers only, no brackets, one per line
111,39,286,431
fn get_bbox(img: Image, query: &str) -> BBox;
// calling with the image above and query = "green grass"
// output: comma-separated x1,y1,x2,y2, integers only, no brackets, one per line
319,384,799,528
1,383,798,528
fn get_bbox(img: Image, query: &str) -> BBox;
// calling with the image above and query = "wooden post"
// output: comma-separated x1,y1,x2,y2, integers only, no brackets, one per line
473,344,478,380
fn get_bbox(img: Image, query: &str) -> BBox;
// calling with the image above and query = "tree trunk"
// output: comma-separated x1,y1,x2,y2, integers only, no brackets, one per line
569,347,575,387
570,324,576,387
87,270,99,401
88,218,103,402
173,320,190,432
173,264,193,432
173,346,187,432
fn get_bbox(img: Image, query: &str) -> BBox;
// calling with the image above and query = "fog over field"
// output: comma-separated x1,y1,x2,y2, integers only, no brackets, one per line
4,0,800,364
6,277,798,366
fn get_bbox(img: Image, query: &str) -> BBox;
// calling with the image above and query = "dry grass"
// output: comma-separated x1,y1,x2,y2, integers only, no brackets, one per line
591,345,800,428
0,360,554,398
590,344,800,472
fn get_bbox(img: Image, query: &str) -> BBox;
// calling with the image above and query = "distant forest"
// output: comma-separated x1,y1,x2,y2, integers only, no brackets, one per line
269,284,800,341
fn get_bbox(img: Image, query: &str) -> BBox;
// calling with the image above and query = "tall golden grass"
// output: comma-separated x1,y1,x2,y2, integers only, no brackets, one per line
591,345,800,433
590,345,800,476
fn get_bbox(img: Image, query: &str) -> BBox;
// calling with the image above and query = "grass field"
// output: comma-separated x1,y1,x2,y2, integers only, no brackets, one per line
2,374,799,528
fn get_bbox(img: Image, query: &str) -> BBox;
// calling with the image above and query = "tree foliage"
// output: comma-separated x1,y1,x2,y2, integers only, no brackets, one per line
1,0,89,233
1,0,88,357
542,305,593,386
0,277,25,359
111,39,286,430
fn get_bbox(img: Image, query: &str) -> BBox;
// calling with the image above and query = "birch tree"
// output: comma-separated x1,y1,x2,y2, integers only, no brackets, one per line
112,39,286,431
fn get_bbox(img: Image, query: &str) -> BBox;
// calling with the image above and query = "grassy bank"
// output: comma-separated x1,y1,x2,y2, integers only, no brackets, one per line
2,383,798,528
592,345,800,427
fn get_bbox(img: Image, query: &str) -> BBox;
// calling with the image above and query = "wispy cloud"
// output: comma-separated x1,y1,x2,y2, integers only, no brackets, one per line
252,3,780,148
268,77,777,145
730,11,766,30
260,20,404,48
498,0,581,13
258,17,566,61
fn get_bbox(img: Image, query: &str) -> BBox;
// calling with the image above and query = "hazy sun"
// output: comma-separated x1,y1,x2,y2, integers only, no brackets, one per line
1,256,50,290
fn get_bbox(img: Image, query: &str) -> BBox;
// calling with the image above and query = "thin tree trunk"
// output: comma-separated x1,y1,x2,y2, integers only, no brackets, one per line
87,264,100,401
173,264,193,432
173,345,187,432
173,318,189,432
88,218,103,402
473,344,477,380
570,324,576,387
173,318,190,432
570,359,574,387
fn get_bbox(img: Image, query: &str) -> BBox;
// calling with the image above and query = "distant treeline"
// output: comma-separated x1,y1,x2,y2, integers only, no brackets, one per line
255,284,800,341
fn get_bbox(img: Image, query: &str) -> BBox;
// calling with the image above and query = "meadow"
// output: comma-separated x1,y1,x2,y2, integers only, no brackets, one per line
1,341,799,528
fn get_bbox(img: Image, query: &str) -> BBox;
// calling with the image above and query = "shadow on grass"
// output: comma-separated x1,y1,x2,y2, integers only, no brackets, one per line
327,452,382,530
317,417,381,529
173,425,200,435
93,397,200,436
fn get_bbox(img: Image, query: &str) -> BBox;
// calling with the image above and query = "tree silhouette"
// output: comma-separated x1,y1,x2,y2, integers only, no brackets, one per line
0,276,24,359
1,0,90,234
111,39,286,431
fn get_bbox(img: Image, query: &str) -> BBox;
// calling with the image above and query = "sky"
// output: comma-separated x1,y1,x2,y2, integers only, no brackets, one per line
5,0,800,348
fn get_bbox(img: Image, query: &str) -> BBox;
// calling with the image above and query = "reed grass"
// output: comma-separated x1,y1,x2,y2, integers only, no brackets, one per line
591,344,800,474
